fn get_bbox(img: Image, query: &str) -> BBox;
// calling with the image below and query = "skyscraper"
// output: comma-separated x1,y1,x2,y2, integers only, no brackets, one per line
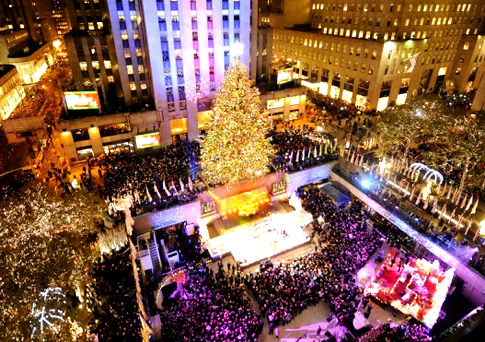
64,0,250,143
64,0,132,112
265,0,485,111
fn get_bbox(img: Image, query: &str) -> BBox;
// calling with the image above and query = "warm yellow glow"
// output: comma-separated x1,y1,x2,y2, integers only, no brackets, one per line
480,220,485,236
211,188,270,217
422,182,432,201
53,39,62,49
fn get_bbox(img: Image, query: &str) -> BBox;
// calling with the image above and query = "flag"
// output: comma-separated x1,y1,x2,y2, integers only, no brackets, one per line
409,188,415,202
415,191,421,206
324,142,328,155
471,198,479,215
456,213,464,229
474,225,480,241
431,198,438,213
154,182,161,199
446,186,453,200
350,151,355,163
448,208,456,225
436,182,441,196
452,187,459,203
302,148,306,161
179,178,185,192
319,144,323,156
465,195,473,211
423,197,429,210
314,146,318,158
454,189,462,205
145,185,152,202
359,154,364,167
438,203,446,221
162,179,171,196
441,183,447,197
464,219,473,235
405,53,419,73
170,179,178,195
296,149,300,163
188,177,194,192
461,193,468,209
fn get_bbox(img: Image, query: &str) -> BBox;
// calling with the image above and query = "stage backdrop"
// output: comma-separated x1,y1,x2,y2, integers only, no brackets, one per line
133,200,201,236
286,161,338,194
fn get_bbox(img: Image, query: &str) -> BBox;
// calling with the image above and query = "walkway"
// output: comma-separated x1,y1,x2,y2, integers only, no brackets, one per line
331,171,485,306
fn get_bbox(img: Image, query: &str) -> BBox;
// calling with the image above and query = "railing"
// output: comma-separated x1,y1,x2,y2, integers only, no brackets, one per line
332,166,485,276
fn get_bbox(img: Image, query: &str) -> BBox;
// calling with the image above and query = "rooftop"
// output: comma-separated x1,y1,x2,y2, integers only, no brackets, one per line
0,64,15,78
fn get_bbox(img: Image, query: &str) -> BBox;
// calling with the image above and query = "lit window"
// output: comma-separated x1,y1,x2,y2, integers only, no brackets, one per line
138,65,144,73
127,65,134,74
97,22,103,29
92,61,99,69
129,82,136,90
88,22,95,30
140,83,147,89
80,62,88,71
104,60,111,69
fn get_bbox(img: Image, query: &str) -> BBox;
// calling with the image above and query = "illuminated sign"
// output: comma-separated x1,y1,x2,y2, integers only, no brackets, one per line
135,132,161,149
267,98,284,109
64,91,101,110
277,67,294,85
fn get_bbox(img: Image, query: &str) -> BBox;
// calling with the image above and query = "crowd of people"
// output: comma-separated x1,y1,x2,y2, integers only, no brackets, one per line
100,141,206,215
100,131,341,215
245,186,383,333
358,321,432,342
159,261,263,342
89,246,142,342
269,129,338,172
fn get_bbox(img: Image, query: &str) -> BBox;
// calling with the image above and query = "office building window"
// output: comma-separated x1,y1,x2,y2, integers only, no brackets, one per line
234,15,240,29
172,19,180,31
206,0,212,10
156,0,164,11
178,86,185,100
170,1,178,11
190,0,196,10
208,16,213,30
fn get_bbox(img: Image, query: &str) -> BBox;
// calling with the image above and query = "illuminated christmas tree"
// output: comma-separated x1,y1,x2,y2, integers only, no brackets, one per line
201,60,274,186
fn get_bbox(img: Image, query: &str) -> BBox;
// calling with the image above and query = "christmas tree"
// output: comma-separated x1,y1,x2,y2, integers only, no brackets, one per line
201,60,274,186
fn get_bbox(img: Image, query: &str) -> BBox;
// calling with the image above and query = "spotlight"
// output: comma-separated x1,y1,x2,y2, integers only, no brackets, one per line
361,179,371,189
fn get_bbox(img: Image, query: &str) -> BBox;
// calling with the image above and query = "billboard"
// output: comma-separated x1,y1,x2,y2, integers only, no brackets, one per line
64,91,101,110
277,67,294,85
135,132,161,149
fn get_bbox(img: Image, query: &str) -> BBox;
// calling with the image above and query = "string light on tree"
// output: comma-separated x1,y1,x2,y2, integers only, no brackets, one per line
200,60,274,186
30,288,67,340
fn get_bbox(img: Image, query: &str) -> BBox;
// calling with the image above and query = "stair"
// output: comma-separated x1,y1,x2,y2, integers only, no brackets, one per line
149,233,163,281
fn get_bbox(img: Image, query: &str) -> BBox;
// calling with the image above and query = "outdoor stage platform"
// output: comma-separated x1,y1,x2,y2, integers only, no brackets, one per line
204,200,313,267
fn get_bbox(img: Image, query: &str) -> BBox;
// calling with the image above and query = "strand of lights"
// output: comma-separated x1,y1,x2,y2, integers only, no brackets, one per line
30,287,66,340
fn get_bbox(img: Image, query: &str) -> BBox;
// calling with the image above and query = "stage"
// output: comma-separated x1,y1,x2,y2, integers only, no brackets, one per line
366,247,454,328
203,200,312,267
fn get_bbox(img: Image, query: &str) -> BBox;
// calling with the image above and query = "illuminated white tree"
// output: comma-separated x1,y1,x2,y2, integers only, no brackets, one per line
0,181,107,341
